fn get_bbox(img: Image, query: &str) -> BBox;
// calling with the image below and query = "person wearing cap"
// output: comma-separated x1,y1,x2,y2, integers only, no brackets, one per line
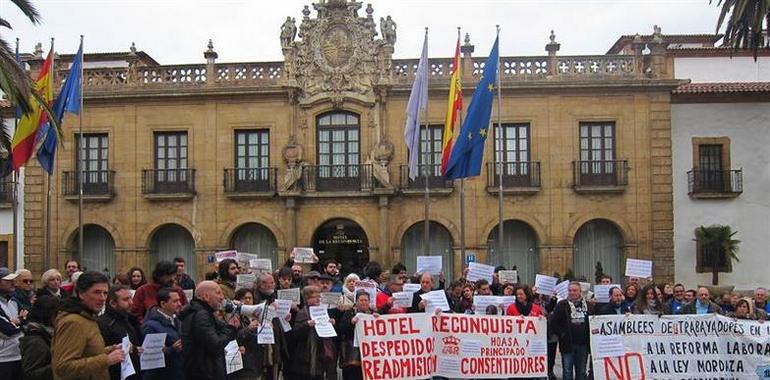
13,269,35,310
131,261,188,323
0,267,25,378
304,271,321,288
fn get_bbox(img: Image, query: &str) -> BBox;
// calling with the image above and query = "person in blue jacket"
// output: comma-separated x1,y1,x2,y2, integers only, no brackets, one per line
142,287,184,380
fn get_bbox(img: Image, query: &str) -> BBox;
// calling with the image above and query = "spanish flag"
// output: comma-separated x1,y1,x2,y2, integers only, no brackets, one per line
440,33,463,176
11,47,54,171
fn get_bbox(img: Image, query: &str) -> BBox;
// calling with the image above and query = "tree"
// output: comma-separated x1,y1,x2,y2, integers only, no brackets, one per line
694,225,740,285
0,0,58,174
714,0,770,60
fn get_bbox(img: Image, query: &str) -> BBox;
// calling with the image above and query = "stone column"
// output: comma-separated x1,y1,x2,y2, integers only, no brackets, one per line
545,31,560,76
203,39,218,87
378,195,391,266
285,197,297,251
648,26,668,79
461,33,474,84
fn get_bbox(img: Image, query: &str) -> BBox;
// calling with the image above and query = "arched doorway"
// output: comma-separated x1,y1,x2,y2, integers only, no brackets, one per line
312,218,369,277
487,220,538,284
400,221,454,278
573,219,624,282
150,224,196,277
230,223,278,269
70,224,115,274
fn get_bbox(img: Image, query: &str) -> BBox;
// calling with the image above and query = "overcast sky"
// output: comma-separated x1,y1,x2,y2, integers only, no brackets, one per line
4,0,722,63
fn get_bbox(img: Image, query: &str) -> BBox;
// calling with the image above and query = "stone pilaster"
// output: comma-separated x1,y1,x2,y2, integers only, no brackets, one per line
649,94,675,282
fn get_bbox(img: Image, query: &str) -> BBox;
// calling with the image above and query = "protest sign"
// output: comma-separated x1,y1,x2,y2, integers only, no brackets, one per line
419,290,450,312
624,258,653,279
393,291,414,308
355,313,547,380
249,258,273,273
224,340,243,374
498,270,518,284
292,247,317,263
467,262,495,283
257,324,275,344
416,256,443,274
403,283,421,293
309,305,337,337
277,288,301,305
554,280,570,300
534,274,558,296
215,250,239,262
321,292,343,307
183,289,193,302
590,314,770,380
593,284,621,303
139,333,167,370
355,280,378,308
120,335,135,380
236,274,256,290
237,252,259,269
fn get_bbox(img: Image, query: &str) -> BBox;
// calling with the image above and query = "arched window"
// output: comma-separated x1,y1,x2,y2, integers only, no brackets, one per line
400,221,454,278
70,224,115,273
230,223,278,269
573,219,624,282
487,220,538,284
150,224,196,277
315,112,360,190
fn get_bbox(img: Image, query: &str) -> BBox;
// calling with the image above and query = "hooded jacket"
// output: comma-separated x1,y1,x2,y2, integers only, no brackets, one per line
52,297,111,380
179,298,238,380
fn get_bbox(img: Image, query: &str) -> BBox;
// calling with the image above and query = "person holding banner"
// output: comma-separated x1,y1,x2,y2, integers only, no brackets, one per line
754,287,770,314
339,290,376,380
631,284,665,315
454,283,474,314
729,298,768,320
141,288,184,380
596,287,630,315
681,286,721,315
507,285,545,317
287,285,337,380
409,272,450,313
552,282,593,380
621,284,638,311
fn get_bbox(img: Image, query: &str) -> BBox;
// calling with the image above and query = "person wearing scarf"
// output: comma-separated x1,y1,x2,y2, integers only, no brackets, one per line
339,290,377,380
552,282,593,380
632,284,665,315
341,273,360,307
506,285,545,316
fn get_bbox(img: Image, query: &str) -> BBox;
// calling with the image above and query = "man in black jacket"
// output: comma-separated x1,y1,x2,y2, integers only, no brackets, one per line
551,282,594,380
597,287,630,315
179,280,238,380
98,285,142,380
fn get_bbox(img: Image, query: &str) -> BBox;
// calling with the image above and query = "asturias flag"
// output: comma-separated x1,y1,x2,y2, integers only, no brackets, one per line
37,41,83,174
440,34,463,176
443,37,499,180
404,32,429,180
11,47,54,171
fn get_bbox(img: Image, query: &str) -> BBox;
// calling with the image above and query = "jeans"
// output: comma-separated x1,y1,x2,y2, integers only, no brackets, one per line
561,344,589,380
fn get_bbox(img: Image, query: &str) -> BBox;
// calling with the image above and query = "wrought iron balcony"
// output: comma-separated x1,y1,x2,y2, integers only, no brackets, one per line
62,170,115,200
572,160,628,192
224,167,277,197
0,180,14,205
142,168,196,198
303,164,373,192
486,161,541,194
398,164,453,194
687,169,743,198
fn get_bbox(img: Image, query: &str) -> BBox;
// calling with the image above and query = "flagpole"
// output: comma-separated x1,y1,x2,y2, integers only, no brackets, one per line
78,35,85,262
44,38,55,269
421,27,431,258
12,38,20,269
456,27,467,269
495,26,505,265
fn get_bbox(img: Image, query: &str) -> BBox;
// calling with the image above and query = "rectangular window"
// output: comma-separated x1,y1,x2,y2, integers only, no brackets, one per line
318,127,359,178
234,130,269,181
75,133,109,185
494,123,530,175
577,122,618,186
697,144,724,192
419,125,443,176
154,131,188,184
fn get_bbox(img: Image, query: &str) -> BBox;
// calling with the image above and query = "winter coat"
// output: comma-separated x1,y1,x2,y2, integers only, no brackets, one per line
681,300,722,315
97,306,141,380
35,287,69,300
141,307,184,380
550,298,594,354
52,297,111,380
179,298,238,380
338,308,372,368
506,301,545,317
597,302,631,315
20,322,54,380
287,305,337,378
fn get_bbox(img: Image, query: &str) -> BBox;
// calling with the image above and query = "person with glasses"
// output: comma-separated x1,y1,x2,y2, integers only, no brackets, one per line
13,269,35,310
665,283,687,314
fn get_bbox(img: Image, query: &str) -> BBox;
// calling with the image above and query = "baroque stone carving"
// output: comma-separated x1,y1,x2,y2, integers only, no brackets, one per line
282,0,394,106
280,17,297,48
280,140,305,191
366,140,394,188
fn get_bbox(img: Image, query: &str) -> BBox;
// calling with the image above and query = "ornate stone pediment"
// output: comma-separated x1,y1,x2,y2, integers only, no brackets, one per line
281,0,394,107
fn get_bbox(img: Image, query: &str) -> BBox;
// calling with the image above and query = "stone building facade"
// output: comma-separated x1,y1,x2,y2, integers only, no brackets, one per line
19,0,678,283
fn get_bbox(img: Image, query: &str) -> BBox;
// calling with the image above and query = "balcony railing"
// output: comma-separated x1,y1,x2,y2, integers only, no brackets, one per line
572,160,628,189
224,167,277,195
399,164,453,191
62,170,115,198
303,164,373,192
0,180,13,204
486,161,541,190
142,169,196,195
688,169,743,197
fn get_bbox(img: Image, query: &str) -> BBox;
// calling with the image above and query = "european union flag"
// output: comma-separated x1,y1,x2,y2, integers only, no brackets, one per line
37,41,83,174
443,37,499,180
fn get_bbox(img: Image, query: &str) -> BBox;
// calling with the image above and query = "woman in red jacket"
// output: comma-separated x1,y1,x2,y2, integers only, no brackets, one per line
506,285,545,317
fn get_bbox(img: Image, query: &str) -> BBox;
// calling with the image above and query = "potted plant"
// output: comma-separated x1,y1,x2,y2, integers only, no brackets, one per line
694,225,740,286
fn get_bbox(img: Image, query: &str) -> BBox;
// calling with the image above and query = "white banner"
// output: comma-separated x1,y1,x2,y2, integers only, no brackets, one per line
590,314,770,380
356,313,547,380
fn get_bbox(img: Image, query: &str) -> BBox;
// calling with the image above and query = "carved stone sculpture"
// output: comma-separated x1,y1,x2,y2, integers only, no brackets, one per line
280,140,304,191
366,141,394,188
381,16,397,45
280,17,297,48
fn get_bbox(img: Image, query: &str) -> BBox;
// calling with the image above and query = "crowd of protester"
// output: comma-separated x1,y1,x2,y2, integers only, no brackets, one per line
0,256,768,380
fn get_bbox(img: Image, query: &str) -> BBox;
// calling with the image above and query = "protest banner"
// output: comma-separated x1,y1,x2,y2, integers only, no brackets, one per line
237,252,259,269
277,288,301,304
249,258,273,273
355,313,547,380
498,270,518,284
236,274,256,289
292,247,317,264
215,250,239,263
590,314,770,380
